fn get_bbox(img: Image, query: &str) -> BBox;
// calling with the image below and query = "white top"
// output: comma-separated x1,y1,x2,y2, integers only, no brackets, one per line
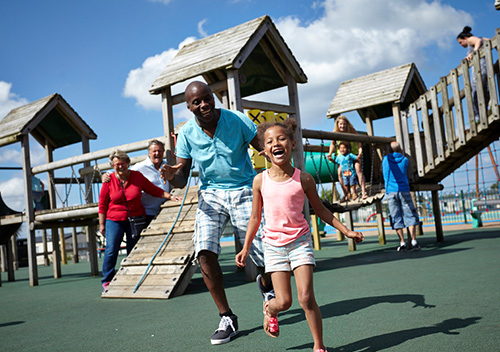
131,157,171,216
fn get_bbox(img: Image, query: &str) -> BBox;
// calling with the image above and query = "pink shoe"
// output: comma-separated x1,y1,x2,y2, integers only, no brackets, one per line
102,282,110,292
263,301,279,337
314,349,328,352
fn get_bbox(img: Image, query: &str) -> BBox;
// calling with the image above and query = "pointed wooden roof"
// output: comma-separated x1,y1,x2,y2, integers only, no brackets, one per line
149,15,307,97
327,63,427,120
0,93,97,148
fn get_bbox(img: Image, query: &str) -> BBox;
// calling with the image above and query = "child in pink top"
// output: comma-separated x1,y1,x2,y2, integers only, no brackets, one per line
235,119,364,352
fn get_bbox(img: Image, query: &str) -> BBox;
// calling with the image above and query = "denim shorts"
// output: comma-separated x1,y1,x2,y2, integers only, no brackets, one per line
264,232,315,273
194,188,265,267
386,192,420,229
342,174,358,186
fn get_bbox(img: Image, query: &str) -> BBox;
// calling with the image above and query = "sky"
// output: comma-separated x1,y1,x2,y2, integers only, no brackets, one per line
0,0,499,211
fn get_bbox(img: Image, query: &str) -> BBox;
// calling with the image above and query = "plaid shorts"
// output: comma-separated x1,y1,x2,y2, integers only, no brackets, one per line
264,232,316,273
194,188,265,267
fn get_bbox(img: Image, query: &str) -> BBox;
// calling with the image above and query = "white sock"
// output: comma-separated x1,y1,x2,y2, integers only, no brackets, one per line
400,242,406,246
411,240,418,246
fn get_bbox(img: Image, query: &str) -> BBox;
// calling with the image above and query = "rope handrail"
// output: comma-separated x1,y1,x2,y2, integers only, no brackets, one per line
133,166,194,293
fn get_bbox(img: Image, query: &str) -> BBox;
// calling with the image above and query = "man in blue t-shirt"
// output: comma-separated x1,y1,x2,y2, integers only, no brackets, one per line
162,81,273,345
382,141,421,252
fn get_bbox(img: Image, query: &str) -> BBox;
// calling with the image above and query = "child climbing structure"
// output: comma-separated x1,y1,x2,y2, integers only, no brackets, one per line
327,28,500,242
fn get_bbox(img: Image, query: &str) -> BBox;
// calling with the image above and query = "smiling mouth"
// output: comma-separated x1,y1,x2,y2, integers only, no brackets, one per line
273,149,284,156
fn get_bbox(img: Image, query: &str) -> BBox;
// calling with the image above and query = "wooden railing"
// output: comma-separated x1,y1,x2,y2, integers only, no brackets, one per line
400,28,500,183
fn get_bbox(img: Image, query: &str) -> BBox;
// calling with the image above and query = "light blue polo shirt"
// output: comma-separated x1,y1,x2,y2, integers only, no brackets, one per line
175,109,257,190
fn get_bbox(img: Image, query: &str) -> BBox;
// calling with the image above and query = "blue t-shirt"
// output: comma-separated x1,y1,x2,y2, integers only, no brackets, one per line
382,152,410,193
336,153,357,174
175,108,257,190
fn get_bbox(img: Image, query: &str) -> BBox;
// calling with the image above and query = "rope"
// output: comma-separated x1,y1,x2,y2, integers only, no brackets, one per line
133,165,194,293
48,171,72,207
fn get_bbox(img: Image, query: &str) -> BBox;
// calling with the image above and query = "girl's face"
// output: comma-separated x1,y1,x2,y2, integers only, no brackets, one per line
264,126,295,166
337,119,347,132
457,37,468,48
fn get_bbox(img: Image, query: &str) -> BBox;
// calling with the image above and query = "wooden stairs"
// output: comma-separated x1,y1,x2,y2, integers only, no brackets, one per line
101,186,199,299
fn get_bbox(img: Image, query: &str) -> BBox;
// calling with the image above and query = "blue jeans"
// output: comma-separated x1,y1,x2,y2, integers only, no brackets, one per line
101,219,137,283
386,192,419,230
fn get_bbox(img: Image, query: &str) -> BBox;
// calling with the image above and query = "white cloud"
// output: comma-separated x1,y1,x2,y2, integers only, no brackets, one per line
124,0,472,130
274,0,472,127
0,81,29,120
123,37,196,110
198,19,208,37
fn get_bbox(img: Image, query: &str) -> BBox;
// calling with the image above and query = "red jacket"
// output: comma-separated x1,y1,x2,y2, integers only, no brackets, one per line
99,170,164,221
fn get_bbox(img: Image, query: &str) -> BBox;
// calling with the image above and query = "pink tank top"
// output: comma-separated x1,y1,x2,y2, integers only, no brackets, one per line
261,168,310,246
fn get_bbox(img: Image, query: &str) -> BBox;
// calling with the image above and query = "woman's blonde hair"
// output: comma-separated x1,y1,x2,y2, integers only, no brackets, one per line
109,149,130,167
333,115,357,134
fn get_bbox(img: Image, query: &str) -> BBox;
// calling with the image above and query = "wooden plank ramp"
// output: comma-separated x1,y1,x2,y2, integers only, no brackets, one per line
102,186,199,299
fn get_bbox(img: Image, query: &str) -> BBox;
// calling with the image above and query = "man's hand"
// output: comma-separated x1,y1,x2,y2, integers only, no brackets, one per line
160,163,183,183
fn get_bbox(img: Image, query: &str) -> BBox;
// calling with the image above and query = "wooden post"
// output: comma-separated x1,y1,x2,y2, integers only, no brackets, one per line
161,87,176,165
344,211,356,251
72,227,79,263
332,185,344,241
51,227,61,278
21,134,38,286
375,200,386,245
11,234,18,270
227,69,243,112
87,225,99,276
45,143,56,211
311,214,321,250
6,238,15,281
59,227,67,265
392,103,404,150
42,229,50,266
82,136,98,275
431,190,444,242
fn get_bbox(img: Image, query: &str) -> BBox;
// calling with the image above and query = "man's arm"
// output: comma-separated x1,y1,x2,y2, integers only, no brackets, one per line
162,157,192,189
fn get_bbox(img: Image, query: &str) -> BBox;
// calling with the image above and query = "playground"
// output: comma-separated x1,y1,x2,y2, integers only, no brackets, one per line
0,15,500,349
1,223,499,351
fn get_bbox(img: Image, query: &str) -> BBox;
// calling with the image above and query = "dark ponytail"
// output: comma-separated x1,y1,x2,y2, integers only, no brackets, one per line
457,26,473,39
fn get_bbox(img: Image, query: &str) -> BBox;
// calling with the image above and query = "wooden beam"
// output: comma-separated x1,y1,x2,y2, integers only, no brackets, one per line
227,69,243,112
302,129,394,145
431,190,444,242
419,95,435,170
33,136,167,174
241,99,296,114
161,87,176,165
21,134,38,286
450,68,466,145
461,59,477,136
429,87,446,161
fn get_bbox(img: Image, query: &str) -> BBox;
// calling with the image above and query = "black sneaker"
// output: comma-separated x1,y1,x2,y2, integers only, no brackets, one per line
210,314,238,345
411,243,421,251
397,243,407,252
256,274,275,302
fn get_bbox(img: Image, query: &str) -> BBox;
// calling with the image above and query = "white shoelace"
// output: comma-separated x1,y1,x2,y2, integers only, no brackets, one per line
217,316,235,332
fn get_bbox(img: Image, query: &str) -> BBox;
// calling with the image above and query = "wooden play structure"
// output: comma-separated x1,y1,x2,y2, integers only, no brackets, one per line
1,18,499,300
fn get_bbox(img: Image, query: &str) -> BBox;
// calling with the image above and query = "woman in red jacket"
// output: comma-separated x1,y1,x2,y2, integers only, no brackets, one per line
99,149,180,291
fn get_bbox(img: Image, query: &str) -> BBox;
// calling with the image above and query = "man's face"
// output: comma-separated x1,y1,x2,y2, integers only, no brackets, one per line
148,144,164,168
185,85,217,126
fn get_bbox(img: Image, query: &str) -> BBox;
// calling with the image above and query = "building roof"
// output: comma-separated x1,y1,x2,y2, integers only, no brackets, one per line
0,93,97,148
326,63,427,120
149,15,307,97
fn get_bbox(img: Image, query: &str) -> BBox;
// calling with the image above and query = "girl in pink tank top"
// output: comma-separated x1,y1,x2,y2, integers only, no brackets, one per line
235,119,364,352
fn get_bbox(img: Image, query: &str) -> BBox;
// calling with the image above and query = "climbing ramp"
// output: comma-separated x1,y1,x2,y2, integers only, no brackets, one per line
101,187,198,299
